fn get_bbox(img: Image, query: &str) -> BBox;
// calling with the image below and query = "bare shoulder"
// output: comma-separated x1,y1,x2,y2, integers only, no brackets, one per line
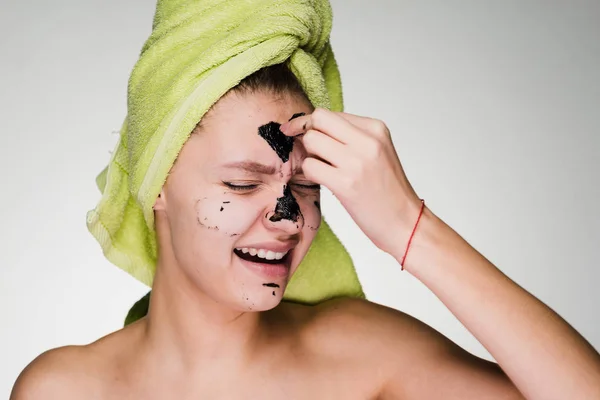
11,321,144,400
303,297,523,399
10,345,99,400
302,297,449,356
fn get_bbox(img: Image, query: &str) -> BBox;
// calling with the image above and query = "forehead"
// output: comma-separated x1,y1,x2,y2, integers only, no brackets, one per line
200,91,313,162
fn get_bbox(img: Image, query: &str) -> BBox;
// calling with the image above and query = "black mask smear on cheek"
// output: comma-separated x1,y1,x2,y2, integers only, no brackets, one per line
269,185,302,223
258,122,294,163
221,201,230,212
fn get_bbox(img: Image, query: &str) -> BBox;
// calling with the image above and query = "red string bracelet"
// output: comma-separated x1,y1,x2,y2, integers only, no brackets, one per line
400,199,425,270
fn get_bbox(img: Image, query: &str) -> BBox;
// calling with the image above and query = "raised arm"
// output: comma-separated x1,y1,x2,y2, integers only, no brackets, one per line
390,203,600,399
280,108,600,399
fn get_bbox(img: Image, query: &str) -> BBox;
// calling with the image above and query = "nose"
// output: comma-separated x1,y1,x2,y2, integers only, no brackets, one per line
263,185,304,235
264,208,304,235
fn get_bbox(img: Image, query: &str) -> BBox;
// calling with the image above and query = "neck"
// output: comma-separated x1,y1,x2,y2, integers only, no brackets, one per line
142,250,265,373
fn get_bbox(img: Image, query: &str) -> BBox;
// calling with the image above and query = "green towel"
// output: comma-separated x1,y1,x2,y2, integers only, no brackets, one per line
85,0,365,325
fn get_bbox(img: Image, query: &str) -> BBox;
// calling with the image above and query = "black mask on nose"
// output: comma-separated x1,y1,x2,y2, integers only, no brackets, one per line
269,184,302,223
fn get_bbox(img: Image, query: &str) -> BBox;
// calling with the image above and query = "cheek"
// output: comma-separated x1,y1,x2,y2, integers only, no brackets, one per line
194,196,264,236
299,195,322,233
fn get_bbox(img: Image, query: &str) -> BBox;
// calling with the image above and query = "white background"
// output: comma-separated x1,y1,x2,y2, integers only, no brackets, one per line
1,0,599,396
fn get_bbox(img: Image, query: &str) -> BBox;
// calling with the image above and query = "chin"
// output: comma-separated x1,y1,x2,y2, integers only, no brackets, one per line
237,288,285,312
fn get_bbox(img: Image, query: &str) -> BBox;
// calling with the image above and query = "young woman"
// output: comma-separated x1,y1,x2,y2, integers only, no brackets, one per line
11,62,600,400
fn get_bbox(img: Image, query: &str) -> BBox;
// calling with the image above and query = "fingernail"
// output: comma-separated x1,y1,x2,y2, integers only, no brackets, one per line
279,122,289,133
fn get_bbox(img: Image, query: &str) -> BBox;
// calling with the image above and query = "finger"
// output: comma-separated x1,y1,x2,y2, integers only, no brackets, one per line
300,129,347,168
301,157,344,194
280,113,312,137
281,108,358,145
334,112,391,140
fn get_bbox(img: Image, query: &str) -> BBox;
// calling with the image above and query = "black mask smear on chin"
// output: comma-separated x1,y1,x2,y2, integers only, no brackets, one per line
258,122,294,163
270,184,302,223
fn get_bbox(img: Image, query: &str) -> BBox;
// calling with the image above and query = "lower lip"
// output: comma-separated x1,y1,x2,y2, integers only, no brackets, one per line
235,253,291,278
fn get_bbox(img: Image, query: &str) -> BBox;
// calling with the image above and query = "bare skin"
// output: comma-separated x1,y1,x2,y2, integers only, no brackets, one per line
11,91,600,399
11,299,520,399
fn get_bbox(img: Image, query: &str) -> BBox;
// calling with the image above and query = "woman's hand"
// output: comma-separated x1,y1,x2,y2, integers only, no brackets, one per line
280,108,422,258
282,110,600,400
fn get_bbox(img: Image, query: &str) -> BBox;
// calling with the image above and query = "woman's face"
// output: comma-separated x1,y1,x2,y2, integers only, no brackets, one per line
155,90,320,311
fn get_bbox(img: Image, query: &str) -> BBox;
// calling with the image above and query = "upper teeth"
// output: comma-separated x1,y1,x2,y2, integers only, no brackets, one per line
236,248,288,260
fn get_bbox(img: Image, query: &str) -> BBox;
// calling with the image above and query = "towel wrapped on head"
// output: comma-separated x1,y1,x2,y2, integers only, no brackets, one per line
85,0,365,324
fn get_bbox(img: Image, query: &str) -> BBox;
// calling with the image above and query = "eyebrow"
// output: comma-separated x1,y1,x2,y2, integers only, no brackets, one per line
222,161,278,175
221,160,303,175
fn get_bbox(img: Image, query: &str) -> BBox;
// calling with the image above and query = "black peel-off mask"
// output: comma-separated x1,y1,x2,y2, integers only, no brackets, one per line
194,198,241,236
256,113,305,163
258,122,294,163
258,112,307,224
269,184,303,224
289,112,305,121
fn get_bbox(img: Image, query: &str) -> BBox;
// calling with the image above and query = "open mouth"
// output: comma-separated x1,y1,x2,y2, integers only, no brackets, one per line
233,248,291,265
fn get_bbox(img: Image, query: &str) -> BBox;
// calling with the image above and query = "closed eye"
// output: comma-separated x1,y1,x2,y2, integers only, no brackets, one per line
223,182,320,192
223,182,259,191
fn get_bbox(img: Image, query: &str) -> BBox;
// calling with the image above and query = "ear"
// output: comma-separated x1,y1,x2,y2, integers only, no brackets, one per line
153,188,167,211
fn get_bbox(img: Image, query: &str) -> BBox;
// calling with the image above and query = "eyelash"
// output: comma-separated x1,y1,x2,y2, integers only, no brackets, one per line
223,182,321,191
223,182,257,191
